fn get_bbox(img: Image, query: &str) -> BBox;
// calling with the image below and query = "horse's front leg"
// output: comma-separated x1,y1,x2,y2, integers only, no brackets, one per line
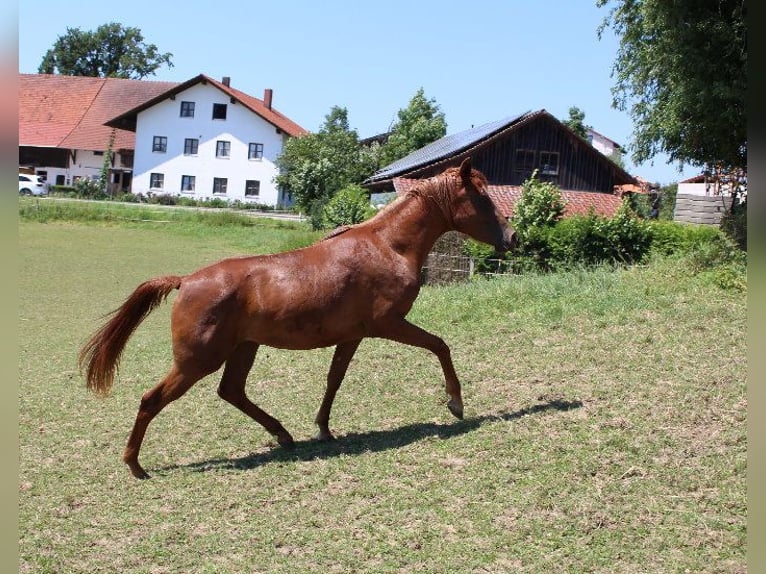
376,319,464,419
315,340,362,441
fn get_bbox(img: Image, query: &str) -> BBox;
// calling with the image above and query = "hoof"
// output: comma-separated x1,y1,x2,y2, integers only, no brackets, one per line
127,463,150,480
447,399,464,420
315,429,336,442
276,431,295,449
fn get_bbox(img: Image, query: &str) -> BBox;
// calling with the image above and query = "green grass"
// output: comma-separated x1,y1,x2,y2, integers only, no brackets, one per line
19,213,746,573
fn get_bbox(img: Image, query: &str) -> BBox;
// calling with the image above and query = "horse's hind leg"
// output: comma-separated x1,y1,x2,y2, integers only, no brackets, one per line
216,341,295,449
123,363,203,479
315,339,361,441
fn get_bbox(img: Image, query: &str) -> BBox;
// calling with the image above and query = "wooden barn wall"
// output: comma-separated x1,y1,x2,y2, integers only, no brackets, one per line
471,117,618,192
404,116,621,193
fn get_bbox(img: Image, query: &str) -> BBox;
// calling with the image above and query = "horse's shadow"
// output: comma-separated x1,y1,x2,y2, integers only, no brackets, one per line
159,398,582,475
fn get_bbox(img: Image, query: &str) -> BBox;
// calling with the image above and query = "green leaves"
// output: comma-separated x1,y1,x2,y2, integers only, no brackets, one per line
598,1,746,170
379,88,447,165
275,107,378,212
38,22,173,79
512,171,566,234
321,184,375,230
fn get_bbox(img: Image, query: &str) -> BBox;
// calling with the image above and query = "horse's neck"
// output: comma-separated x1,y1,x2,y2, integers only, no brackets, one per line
371,194,449,267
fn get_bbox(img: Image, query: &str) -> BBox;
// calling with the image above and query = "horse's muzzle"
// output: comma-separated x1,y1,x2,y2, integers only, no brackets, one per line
497,230,519,253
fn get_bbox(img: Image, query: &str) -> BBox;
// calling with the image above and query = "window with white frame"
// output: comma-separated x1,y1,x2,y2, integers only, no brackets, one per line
184,138,199,155
216,140,231,158
212,103,227,120
245,180,260,197
181,175,195,192
152,136,167,153
539,151,560,175
213,177,227,194
248,143,264,160
150,173,164,189
180,101,195,117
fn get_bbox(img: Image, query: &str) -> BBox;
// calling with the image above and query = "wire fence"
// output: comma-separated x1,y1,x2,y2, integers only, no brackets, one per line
421,253,513,285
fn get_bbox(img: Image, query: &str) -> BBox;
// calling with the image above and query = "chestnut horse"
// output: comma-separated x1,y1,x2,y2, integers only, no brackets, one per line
79,158,517,478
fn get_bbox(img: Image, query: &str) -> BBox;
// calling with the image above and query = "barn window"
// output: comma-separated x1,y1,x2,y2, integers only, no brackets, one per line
539,151,560,176
515,149,536,171
212,103,227,120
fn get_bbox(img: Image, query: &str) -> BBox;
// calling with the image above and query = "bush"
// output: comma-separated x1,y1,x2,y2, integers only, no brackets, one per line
73,178,107,199
147,193,177,206
508,201,653,272
647,220,723,257
545,203,651,269
512,171,566,235
321,185,374,230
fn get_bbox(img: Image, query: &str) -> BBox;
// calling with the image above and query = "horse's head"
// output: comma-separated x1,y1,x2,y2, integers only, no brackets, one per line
447,158,518,253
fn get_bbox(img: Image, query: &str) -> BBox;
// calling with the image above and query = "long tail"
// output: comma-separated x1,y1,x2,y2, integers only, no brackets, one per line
78,276,183,396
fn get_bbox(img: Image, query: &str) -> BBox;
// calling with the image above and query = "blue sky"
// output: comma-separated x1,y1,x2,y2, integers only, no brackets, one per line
17,0,698,185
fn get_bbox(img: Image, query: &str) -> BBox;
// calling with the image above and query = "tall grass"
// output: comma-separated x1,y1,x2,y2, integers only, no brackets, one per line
18,209,746,573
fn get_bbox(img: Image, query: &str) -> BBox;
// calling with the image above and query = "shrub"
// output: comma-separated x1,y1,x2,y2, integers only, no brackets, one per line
73,178,106,199
647,220,723,257
545,203,651,269
321,185,374,230
512,171,566,235
147,193,177,206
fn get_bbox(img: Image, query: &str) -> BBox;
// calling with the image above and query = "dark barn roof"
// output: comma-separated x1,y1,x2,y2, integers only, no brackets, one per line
366,111,538,185
364,109,637,193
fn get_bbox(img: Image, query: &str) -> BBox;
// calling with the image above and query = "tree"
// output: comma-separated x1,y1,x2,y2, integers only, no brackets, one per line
38,22,173,79
380,88,447,165
274,106,378,212
597,0,747,173
562,106,591,139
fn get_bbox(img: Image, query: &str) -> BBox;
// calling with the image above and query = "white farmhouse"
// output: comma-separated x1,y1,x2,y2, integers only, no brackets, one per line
107,74,307,207
19,73,306,207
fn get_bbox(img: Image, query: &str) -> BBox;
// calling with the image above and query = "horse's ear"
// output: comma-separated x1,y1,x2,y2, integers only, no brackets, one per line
459,157,472,182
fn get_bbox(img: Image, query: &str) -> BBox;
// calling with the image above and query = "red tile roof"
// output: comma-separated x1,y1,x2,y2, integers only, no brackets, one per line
393,177,626,219
20,73,307,153
105,74,307,137
19,74,178,151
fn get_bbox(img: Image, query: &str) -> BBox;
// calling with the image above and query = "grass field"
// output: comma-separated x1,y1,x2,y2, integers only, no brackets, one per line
19,211,746,573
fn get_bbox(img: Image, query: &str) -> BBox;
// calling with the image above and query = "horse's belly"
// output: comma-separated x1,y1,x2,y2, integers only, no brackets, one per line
243,309,369,350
